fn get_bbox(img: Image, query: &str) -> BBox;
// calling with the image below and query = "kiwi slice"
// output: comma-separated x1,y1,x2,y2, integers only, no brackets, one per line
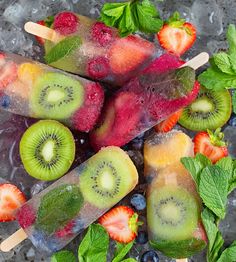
79,146,138,209
36,184,84,234
20,120,75,181
30,72,84,120
179,88,231,131
147,185,199,241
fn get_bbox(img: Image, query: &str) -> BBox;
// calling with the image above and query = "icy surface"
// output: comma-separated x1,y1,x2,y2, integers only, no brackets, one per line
0,0,236,261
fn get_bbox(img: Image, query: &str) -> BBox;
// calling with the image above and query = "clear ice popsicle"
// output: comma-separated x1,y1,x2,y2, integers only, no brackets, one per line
90,54,200,150
145,131,207,258
0,146,138,254
0,52,104,132
25,11,158,86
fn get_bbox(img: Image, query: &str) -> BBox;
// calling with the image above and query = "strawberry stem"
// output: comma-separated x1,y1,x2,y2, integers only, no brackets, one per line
207,128,227,147
128,213,142,233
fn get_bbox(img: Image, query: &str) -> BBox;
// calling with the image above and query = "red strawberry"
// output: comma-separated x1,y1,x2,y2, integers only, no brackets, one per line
91,22,114,47
0,184,26,222
157,12,196,56
99,206,142,243
53,11,79,35
0,61,18,89
55,220,75,238
155,109,183,133
193,129,228,164
109,35,154,75
17,204,36,229
35,20,46,45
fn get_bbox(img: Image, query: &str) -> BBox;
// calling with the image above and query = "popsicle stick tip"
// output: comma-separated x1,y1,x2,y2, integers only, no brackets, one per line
181,52,209,70
176,259,188,262
0,228,27,252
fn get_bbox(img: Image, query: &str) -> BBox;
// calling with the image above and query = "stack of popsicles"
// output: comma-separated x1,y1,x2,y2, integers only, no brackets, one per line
0,10,210,259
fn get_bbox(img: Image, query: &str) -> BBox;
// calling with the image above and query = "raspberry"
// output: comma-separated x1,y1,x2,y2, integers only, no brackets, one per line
87,57,110,79
72,83,104,132
17,205,36,229
55,220,75,238
91,22,113,46
53,12,79,35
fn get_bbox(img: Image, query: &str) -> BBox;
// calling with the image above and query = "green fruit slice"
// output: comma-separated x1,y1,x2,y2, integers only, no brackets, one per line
30,72,84,120
36,184,83,234
20,120,75,181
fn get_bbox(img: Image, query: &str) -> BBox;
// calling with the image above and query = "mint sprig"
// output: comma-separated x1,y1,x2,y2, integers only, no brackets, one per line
51,250,76,262
100,0,163,37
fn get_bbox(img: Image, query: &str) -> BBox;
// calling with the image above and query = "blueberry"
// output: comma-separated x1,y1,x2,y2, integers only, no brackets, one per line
141,250,159,262
229,114,236,127
0,95,10,109
136,230,148,244
130,193,146,211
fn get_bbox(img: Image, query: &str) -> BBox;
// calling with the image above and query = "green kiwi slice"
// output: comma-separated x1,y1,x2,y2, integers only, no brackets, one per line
20,120,75,181
30,72,84,120
147,186,199,241
79,147,137,209
179,88,231,131
36,184,84,234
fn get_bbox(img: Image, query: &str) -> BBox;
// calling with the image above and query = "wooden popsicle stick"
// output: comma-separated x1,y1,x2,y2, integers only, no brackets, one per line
181,52,209,70
0,228,27,252
176,259,188,262
24,21,63,43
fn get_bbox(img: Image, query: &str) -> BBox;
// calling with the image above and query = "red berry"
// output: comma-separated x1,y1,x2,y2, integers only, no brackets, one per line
17,204,36,229
87,57,110,79
91,22,114,46
53,11,79,35
0,61,18,89
55,220,75,238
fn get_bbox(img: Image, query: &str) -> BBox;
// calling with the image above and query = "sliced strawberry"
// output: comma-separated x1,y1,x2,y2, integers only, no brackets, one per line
99,206,141,243
193,129,228,164
0,61,18,89
35,20,46,45
157,12,196,56
109,35,154,75
0,184,26,222
155,109,183,133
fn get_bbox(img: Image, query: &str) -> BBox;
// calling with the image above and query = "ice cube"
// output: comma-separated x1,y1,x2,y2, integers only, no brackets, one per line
224,126,236,158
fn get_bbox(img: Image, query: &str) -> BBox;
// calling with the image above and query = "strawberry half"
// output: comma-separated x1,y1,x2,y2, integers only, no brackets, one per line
99,206,142,243
0,60,18,89
157,12,196,56
35,20,46,45
0,184,26,222
193,128,228,164
155,109,183,133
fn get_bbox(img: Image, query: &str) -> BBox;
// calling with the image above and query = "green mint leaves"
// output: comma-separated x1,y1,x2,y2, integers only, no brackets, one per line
51,251,76,262
198,24,236,90
45,36,82,64
100,0,163,37
181,154,236,262
112,241,135,262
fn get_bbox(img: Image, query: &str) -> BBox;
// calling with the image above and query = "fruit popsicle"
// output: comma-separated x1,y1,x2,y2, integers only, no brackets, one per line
90,53,208,150
0,146,138,254
145,131,207,258
24,11,158,86
0,52,104,132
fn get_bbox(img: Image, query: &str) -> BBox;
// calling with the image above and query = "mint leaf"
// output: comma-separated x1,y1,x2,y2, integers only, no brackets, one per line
216,157,233,174
217,241,236,262
213,53,236,75
199,166,228,219
78,224,109,262
121,259,137,262
51,250,76,262
118,4,136,36
195,153,212,167
112,241,134,262
45,36,81,64
232,91,236,114
227,24,236,72
210,231,224,262
45,16,54,28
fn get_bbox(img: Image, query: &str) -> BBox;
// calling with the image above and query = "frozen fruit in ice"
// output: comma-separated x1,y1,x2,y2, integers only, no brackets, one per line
137,231,148,244
53,12,79,35
144,131,193,173
91,22,113,46
0,61,18,89
18,63,44,85
141,250,159,262
6,80,30,100
35,20,46,45
17,204,36,229
99,206,140,243
0,184,26,222
55,220,75,238
229,114,236,127
0,95,10,109
109,35,154,75
72,82,104,132
87,57,110,79
130,193,146,211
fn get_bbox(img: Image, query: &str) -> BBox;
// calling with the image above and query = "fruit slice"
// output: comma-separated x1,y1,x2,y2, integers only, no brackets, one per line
144,131,193,173
79,146,138,208
18,63,44,86
0,184,26,222
109,35,154,75
147,185,199,241
36,184,83,234
20,120,75,181
99,206,140,243
179,87,231,131
30,72,84,120
0,60,18,89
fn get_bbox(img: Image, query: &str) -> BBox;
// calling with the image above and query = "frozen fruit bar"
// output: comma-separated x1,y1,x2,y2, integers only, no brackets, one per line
1,146,138,254
90,54,200,150
145,131,207,258
0,52,104,132
26,12,157,86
